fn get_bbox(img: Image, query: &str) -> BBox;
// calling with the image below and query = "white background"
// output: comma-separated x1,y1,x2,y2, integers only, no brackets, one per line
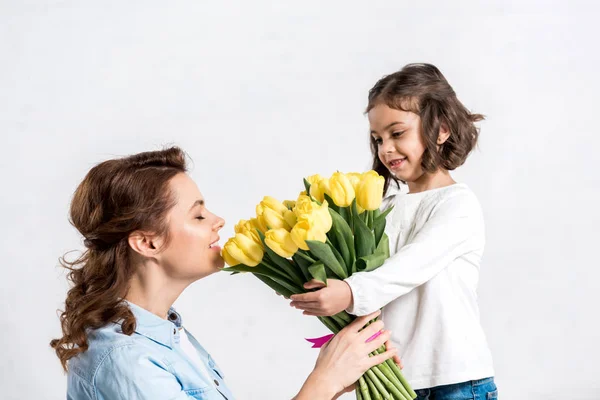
1,1,599,399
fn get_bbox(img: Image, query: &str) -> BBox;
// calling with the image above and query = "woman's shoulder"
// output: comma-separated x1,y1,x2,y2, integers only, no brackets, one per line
67,323,144,385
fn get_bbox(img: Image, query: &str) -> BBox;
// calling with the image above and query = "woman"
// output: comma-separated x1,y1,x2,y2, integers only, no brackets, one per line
51,147,397,399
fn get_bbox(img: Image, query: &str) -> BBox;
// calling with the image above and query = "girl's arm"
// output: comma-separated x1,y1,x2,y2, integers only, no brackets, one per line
290,190,484,316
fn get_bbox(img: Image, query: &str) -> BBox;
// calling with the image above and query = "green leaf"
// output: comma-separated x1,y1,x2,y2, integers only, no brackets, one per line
338,206,351,228
356,233,390,272
308,262,328,285
376,233,390,258
356,253,386,272
303,178,312,194
291,254,311,282
261,243,304,287
351,199,360,232
373,206,394,246
306,240,348,279
221,264,301,294
328,208,355,269
323,193,340,214
253,274,295,298
354,211,375,258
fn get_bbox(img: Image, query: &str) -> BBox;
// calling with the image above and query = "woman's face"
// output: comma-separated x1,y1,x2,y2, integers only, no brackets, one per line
157,173,225,281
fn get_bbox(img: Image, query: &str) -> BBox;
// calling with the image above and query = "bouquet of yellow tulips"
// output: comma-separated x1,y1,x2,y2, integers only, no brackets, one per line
221,171,417,400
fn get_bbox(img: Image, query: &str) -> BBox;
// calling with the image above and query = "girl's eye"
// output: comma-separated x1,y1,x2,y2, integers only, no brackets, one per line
196,216,205,220
373,137,383,145
392,131,404,138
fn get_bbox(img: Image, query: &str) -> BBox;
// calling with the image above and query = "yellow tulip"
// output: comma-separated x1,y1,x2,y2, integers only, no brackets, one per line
310,178,331,203
283,209,297,228
346,172,362,192
356,170,385,211
290,216,327,251
283,200,296,210
221,246,240,267
294,195,332,232
261,196,288,214
305,174,323,186
256,196,294,231
234,219,261,244
221,232,264,267
329,172,355,207
264,228,298,258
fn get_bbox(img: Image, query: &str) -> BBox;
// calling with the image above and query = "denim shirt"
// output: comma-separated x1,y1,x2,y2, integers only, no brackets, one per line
67,302,235,400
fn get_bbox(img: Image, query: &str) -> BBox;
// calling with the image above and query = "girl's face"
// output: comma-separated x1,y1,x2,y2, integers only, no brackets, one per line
156,173,225,281
369,104,426,183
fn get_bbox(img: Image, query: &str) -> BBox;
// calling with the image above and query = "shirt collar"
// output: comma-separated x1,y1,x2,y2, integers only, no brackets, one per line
383,180,406,200
125,300,182,349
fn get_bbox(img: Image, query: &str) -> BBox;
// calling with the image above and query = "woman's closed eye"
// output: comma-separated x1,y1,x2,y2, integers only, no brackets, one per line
391,131,405,138
196,215,205,220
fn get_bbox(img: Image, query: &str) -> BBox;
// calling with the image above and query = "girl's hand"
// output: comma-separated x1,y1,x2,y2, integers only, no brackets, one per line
290,279,353,316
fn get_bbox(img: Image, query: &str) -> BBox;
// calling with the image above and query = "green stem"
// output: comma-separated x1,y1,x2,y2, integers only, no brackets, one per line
372,348,413,399
356,387,363,400
330,313,347,329
318,316,340,334
364,373,383,400
335,311,353,325
358,376,371,400
371,365,406,400
374,347,416,399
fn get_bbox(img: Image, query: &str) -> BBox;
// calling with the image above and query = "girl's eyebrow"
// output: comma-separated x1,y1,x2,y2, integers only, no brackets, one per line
371,121,405,134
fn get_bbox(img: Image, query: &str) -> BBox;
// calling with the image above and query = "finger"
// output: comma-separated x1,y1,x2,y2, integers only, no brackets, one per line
302,310,328,317
304,279,327,290
289,291,321,302
384,340,403,368
356,320,385,342
289,300,320,308
395,355,403,369
365,329,392,353
345,310,381,333
366,347,397,369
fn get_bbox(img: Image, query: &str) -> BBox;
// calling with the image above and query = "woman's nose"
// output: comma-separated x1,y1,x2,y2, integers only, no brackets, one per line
214,216,225,230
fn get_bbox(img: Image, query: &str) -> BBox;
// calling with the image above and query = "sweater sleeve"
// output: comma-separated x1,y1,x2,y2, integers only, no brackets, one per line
345,190,484,316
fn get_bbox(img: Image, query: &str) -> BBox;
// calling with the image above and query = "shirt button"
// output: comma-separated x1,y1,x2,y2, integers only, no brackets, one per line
173,329,176,334
214,379,219,386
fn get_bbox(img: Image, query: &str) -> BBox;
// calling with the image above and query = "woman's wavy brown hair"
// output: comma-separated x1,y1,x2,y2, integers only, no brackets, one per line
50,147,187,371
366,63,484,192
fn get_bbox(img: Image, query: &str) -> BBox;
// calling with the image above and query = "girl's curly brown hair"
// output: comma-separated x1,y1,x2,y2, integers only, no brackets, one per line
367,63,484,192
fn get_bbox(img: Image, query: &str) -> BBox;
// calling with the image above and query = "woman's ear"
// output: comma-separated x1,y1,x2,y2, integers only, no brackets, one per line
437,122,450,145
128,231,163,258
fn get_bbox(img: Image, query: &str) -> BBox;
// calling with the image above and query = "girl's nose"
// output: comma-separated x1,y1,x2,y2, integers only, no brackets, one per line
380,139,394,153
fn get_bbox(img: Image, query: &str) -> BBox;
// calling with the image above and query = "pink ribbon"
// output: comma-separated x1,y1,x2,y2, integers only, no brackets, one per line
305,330,383,348
305,334,334,348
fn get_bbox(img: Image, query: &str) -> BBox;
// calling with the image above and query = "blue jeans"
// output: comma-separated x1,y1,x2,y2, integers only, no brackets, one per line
415,377,498,400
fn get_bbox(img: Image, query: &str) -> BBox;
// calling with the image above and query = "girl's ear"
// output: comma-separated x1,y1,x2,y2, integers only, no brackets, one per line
437,122,450,145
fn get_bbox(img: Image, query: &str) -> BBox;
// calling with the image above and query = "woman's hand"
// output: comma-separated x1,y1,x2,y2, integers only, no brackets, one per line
290,279,353,316
293,310,397,400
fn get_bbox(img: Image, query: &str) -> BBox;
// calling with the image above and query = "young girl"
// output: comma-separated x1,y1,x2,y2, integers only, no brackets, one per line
290,64,497,399
50,147,397,400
